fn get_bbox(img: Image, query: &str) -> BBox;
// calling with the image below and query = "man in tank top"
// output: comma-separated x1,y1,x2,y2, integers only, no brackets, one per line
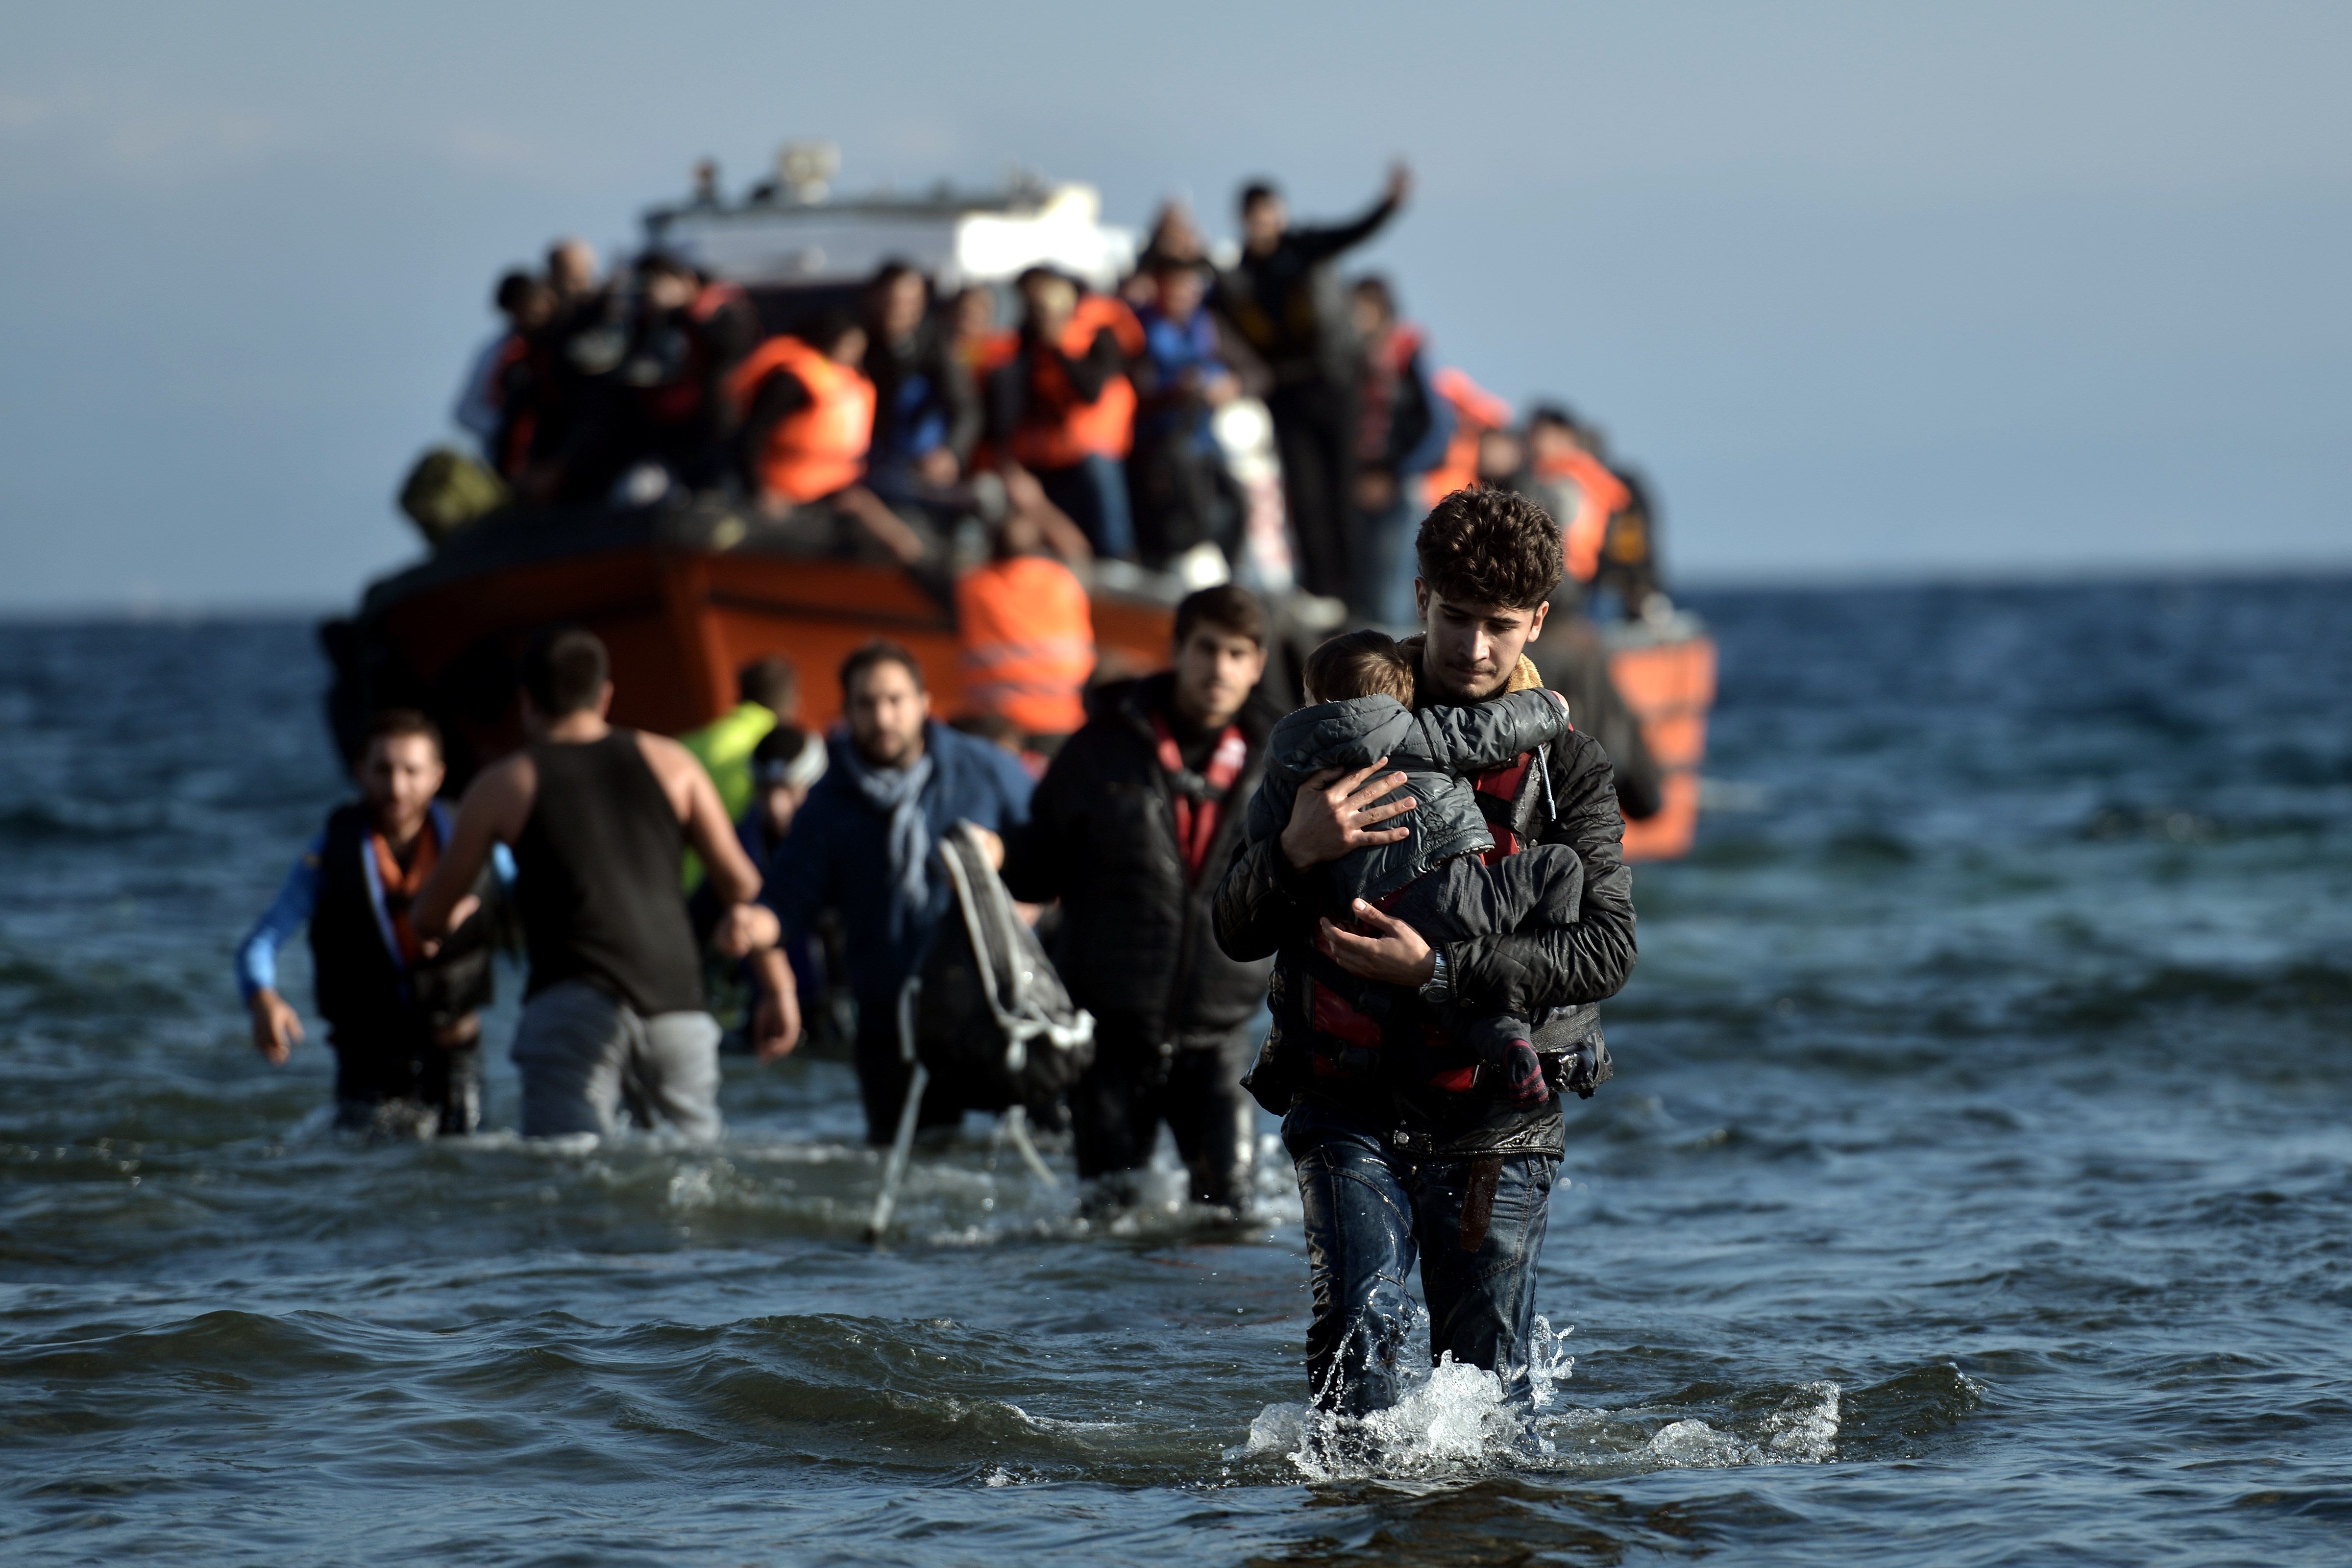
416,626,798,1139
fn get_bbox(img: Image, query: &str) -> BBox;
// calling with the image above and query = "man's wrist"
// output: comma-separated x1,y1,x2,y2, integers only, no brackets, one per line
1417,948,1450,1002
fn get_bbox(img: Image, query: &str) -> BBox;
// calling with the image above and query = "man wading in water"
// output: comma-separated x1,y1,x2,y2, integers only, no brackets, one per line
237,708,505,1137
1214,488,1635,1415
416,626,797,1137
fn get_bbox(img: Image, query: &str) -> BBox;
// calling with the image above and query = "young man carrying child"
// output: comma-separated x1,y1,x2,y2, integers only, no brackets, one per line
1247,630,1584,1107
1214,487,1637,1419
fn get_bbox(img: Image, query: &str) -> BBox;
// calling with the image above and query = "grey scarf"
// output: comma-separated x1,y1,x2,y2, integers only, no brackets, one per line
844,742,937,949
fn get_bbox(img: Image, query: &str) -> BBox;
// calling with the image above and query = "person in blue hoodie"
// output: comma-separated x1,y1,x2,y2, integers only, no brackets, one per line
763,640,1035,1142
236,709,511,1137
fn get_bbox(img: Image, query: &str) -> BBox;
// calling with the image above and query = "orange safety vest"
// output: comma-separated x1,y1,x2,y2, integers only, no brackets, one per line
1419,367,1516,509
956,554,1096,735
1009,296,1142,470
1536,446,1630,584
728,336,876,505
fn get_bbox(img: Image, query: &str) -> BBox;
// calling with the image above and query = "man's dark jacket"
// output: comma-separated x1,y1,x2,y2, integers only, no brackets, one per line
1211,662,1636,1157
1003,674,1276,1044
1216,195,1399,388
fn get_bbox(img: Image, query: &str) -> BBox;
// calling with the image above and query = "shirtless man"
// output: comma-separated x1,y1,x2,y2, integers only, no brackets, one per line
416,626,797,1139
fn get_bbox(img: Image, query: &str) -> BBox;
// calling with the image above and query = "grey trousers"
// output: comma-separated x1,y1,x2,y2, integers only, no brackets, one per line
511,978,723,1140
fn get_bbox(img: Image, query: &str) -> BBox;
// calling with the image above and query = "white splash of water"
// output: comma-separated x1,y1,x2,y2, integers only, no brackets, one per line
1225,1319,1576,1481
1225,1316,1840,1480
1556,1380,1843,1470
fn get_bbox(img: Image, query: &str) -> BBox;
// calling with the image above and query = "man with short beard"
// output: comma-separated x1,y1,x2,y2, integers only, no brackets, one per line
1214,488,1636,1416
763,640,1036,1143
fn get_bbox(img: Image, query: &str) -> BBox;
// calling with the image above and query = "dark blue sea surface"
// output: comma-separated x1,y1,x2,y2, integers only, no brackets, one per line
3,576,2350,1565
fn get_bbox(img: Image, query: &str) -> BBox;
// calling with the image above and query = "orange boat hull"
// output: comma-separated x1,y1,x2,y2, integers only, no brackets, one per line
332,505,1174,780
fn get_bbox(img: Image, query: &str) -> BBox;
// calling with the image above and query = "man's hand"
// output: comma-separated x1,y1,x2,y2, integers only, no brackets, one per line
839,485,929,565
433,1013,483,1051
749,947,801,1062
712,902,781,960
248,988,303,1066
419,892,482,959
916,447,961,488
1385,160,1414,205
1279,759,1415,872
1318,899,1437,987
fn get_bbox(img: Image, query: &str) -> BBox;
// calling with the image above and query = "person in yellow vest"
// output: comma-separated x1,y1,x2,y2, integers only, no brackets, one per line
956,509,1096,747
680,656,800,826
729,312,930,565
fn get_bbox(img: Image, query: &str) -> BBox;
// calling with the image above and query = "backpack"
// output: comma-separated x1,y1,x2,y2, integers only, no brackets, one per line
397,446,509,546
910,823,1096,1115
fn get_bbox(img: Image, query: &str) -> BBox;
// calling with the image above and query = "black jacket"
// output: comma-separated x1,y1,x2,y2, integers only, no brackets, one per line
1215,194,1400,387
1002,674,1278,1044
1212,706,1636,1156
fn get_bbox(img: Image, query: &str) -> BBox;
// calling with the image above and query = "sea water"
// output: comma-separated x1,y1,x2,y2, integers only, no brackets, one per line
3,577,2349,1564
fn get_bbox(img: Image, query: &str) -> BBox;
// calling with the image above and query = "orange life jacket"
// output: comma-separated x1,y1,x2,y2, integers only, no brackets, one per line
1419,367,1516,509
1535,446,1630,584
956,554,1096,735
1009,296,1140,470
728,336,876,504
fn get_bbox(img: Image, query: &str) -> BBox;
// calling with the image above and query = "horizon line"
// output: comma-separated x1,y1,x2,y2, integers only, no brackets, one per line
1,555,2349,624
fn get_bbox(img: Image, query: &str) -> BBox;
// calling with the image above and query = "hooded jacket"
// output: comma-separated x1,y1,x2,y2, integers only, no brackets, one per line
1246,686,1571,908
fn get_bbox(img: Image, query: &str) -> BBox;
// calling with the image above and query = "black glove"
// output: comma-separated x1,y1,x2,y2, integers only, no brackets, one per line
1499,1040,1550,1107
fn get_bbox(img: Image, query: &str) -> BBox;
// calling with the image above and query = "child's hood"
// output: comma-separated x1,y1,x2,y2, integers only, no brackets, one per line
1265,695,1415,777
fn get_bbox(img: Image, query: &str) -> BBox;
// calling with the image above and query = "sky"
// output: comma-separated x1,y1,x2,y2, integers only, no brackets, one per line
2,0,2346,610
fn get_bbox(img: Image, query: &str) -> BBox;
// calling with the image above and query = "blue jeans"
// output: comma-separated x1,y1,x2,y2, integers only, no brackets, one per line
1284,1099,1556,1415
1037,454,1137,562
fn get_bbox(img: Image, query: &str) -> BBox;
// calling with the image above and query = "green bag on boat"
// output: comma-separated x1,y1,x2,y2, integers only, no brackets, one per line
398,447,508,547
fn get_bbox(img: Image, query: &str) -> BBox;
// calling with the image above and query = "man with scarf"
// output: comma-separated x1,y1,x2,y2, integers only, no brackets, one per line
1001,586,1277,1214
764,640,1037,1143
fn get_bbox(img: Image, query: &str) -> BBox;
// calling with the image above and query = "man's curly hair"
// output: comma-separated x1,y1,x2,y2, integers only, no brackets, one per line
1414,487,1564,610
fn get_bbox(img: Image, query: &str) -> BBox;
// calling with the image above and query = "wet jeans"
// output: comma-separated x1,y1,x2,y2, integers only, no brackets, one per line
1283,1098,1556,1416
